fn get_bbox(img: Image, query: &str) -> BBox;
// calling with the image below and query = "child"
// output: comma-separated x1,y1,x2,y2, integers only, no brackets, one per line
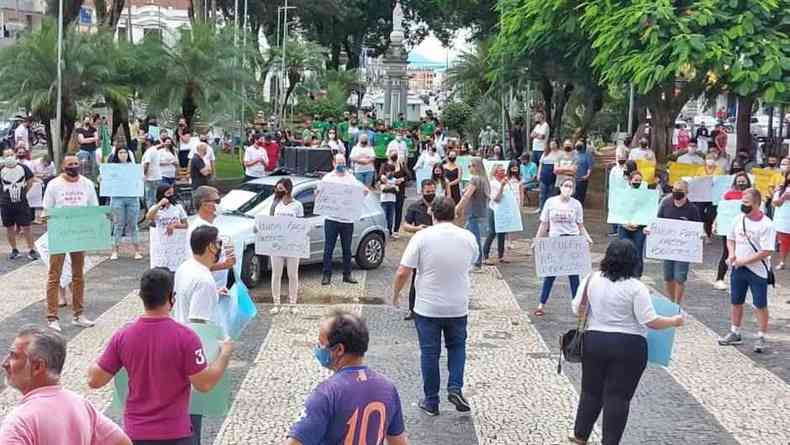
378,163,398,236
519,152,539,205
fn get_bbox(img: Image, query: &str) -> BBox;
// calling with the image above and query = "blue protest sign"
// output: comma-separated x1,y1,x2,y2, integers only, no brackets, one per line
607,186,660,226
415,166,432,195
711,175,733,203
647,295,679,367
715,200,741,236
99,163,144,197
48,206,112,254
493,188,523,233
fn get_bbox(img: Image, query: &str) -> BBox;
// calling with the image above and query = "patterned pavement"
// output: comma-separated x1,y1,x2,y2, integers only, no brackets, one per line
0,206,788,444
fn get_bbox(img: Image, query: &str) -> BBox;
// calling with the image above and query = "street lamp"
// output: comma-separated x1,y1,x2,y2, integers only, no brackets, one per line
278,1,296,127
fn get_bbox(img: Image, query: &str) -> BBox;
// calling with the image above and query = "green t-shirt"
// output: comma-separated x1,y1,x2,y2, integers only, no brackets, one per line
405,137,417,156
374,131,394,159
392,119,406,130
337,121,350,142
302,128,314,143
419,122,435,138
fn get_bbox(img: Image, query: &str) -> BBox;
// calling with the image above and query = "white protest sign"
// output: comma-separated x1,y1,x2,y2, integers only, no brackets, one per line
315,181,365,221
255,215,310,259
684,176,713,202
26,182,43,208
35,233,72,288
149,227,189,272
534,236,592,278
645,218,703,263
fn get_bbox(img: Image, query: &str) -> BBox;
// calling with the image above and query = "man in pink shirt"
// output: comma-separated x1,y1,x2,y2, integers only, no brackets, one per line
88,267,234,445
0,326,130,445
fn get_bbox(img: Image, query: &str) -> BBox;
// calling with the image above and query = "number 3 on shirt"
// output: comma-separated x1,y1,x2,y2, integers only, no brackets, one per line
344,401,386,445
194,348,206,365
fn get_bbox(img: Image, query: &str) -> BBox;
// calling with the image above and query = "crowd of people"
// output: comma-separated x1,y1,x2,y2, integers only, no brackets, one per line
0,105,786,445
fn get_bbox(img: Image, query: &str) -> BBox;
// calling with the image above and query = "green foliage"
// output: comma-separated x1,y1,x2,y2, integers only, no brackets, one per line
441,101,473,137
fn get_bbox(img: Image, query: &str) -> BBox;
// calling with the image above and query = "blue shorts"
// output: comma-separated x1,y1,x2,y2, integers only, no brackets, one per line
354,171,374,187
730,267,768,309
663,260,690,283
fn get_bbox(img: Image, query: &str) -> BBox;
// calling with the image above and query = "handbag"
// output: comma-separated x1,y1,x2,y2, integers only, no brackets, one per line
741,216,775,287
557,272,594,373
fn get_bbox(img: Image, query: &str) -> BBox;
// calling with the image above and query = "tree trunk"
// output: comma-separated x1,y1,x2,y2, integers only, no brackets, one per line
579,87,604,137
538,76,553,132
551,82,574,142
108,0,125,30
44,119,54,163
182,94,197,126
343,38,361,70
736,94,756,154
328,43,341,71
110,102,131,147
650,107,674,164
280,68,300,118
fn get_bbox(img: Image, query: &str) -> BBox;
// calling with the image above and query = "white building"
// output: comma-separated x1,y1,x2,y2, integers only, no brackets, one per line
0,0,45,48
82,0,190,46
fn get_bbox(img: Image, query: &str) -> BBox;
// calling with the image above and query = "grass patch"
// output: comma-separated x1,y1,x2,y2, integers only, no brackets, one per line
215,150,244,179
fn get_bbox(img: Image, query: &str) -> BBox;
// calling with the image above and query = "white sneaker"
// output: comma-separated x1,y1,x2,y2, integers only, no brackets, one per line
270,305,280,315
391,232,400,239
133,252,143,260
72,315,95,328
714,280,727,291
110,251,118,260
47,320,62,332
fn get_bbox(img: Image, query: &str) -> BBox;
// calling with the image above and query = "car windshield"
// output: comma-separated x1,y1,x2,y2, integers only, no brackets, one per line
220,183,274,214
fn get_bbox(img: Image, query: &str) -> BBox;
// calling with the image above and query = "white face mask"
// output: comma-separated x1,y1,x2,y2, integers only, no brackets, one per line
705,160,715,167
560,186,573,198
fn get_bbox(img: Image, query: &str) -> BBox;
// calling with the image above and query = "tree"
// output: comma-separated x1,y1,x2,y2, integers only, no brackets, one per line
45,0,83,26
267,38,326,118
441,101,473,139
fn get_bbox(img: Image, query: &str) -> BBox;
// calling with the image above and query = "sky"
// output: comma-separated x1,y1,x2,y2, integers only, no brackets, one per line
411,30,473,66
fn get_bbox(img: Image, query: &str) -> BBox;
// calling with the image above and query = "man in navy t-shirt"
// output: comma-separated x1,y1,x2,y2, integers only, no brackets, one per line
286,310,408,445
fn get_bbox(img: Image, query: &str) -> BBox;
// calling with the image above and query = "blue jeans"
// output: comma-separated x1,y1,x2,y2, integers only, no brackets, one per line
381,201,396,235
322,219,353,276
111,197,140,246
465,215,484,267
539,182,552,210
414,314,468,407
354,171,374,188
483,209,505,260
161,176,176,187
144,180,161,210
540,274,580,305
730,266,768,309
77,149,98,180
617,226,645,277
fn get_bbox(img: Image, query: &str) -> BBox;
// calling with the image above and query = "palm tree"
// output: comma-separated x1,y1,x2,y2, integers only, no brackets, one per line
267,38,326,118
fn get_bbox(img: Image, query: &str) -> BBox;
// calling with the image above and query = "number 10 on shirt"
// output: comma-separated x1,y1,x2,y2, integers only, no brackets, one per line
344,401,386,445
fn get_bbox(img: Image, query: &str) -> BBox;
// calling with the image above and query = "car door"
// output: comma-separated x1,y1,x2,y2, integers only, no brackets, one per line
294,186,326,263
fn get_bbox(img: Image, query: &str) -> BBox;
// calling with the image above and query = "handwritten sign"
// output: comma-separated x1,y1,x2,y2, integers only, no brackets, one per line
47,206,112,254
112,322,231,417
635,160,656,184
715,200,741,236
711,175,733,203
668,162,703,185
493,188,523,233
774,203,790,234
751,167,782,197
35,233,73,288
315,181,365,221
150,227,189,271
534,235,592,278
26,182,43,208
607,186,660,226
645,218,704,263
457,156,472,181
415,166,433,195
647,294,679,367
99,163,144,197
254,215,310,259
685,176,713,202
483,160,510,177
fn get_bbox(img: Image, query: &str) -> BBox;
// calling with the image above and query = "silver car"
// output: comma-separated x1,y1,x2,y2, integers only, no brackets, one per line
207,174,388,288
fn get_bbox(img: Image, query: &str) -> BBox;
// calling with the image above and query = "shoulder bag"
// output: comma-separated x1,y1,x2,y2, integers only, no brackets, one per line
741,216,775,287
558,272,594,373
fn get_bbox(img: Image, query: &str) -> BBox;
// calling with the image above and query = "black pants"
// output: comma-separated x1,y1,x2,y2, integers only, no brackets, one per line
574,331,647,445
483,209,505,260
178,150,190,168
699,202,716,238
323,219,353,276
574,179,589,206
717,238,729,281
394,192,405,233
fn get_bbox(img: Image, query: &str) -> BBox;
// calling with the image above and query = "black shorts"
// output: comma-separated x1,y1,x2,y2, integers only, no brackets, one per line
1,203,32,227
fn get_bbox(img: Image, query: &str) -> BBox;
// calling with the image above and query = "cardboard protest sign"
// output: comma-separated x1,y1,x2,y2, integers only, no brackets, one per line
47,206,112,254
99,163,144,197
534,236,592,278
315,182,365,221
254,215,310,259
645,218,704,263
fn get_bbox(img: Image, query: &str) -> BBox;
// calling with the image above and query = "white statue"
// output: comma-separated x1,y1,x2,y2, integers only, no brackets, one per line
393,1,404,31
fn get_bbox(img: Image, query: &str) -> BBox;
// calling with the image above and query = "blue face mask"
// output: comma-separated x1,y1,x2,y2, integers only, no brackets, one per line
335,164,346,173
313,344,334,369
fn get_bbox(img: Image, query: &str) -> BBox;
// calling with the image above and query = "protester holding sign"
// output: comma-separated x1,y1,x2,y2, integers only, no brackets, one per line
319,154,367,286
42,155,99,332
483,164,510,265
713,173,752,290
266,178,304,315
107,147,143,261
174,225,227,331
141,137,162,210
646,180,701,305
533,178,593,316
718,189,775,353
456,157,490,271
771,170,790,269
146,185,189,271
88,268,233,445
617,171,647,277
569,240,684,445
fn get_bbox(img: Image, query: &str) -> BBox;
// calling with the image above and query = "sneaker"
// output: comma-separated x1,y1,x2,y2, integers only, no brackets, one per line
391,232,400,239
270,305,280,315
290,306,300,314
713,280,727,291
471,265,484,274
404,311,414,321
418,400,439,416
133,252,143,260
754,336,767,353
718,331,742,346
447,390,471,412
47,320,61,332
72,315,95,328
8,249,19,260
110,251,119,260
26,250,39,261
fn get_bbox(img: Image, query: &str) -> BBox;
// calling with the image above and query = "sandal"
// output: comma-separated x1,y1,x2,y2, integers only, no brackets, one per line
533,308,545,317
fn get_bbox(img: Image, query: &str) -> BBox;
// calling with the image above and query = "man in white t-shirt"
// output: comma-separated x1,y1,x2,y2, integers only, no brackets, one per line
188,138,215,173
187,186,236,290
318,154,367,285
42,155,99,332
393,196,478,416
530,112,550,163
628,138,656,161
141,139,162,209
243,140,269,181
719,188,775,352
174,224,225,327
676,142,704,165
386,131,409,168
13,118,31,149
349,134,376,188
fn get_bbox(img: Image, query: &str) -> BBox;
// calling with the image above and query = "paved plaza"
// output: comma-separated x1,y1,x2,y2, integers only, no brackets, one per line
0,207,789,444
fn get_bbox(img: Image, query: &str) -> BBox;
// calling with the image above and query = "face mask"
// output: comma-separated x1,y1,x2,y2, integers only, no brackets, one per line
389,156,398,162
564,146,572,152
495,172,506,180
673,191,686,201
617,160,626,166
423,193,435,203
313,344,334,369
274,190,286,199
640,143,648,149
737,183,748,191
448,156,456,162
631,182,641,189
560,187,573,198
167,195,178,205
741,204,753,214
335,164,346,173
768,162,777,168
64,167,79,178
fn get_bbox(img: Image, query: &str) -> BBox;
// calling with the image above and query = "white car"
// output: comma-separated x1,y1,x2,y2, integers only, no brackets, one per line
205,174,388,288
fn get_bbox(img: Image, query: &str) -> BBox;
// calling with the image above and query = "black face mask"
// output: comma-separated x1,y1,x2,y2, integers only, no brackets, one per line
617,160,626,166
389,156,398,162
741,204,753,214
212,241,222,263
640,143,648,149
673,191,686,201
167,195,178,205
631,183,641,189
768,162,777,168
576,145,585,152
423,193,435,203
737,183,749,191
64,167,79,178
274,190,286,199
448,156,457,162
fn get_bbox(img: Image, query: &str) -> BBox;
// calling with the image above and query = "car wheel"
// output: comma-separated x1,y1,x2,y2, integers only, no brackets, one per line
241,246,263,288
355,232,385,269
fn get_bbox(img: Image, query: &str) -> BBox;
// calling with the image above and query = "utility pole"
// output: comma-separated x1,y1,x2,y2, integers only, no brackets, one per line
55,0,64,167
274,8,281,116
240,0,247,143
627,84,635,136
126,1,131,43
280,0,289,126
